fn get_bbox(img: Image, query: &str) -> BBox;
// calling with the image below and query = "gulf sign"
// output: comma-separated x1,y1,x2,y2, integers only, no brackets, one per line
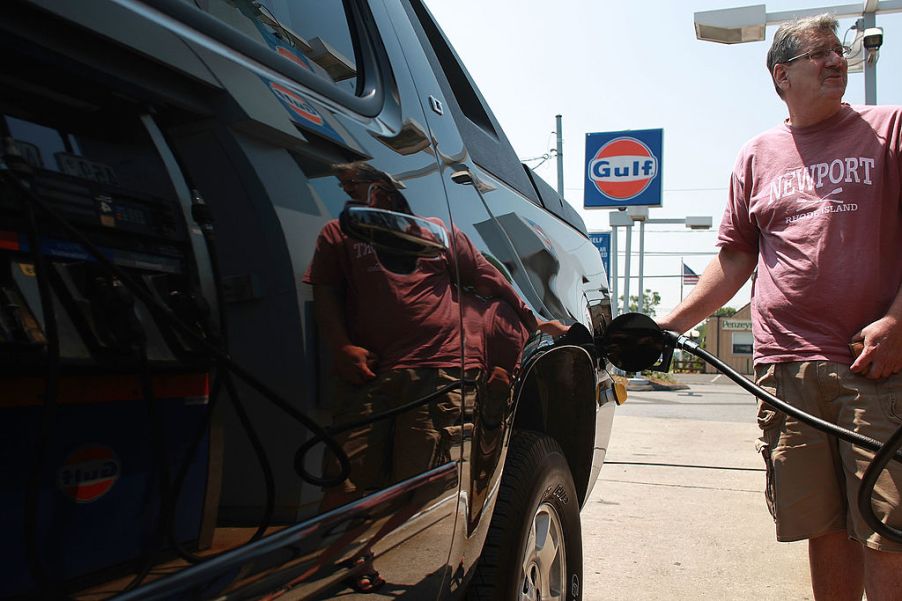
584,129,663,208
57,445,121,503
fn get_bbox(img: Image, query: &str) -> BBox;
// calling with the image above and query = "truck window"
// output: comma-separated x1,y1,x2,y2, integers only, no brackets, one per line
195,0,361,95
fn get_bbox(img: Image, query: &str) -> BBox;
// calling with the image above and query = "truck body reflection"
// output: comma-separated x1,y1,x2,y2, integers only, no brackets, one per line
302,162,563,593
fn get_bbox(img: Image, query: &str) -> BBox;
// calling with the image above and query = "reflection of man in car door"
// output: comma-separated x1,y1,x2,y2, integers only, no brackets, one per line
304,161,565,500
303,161,565,593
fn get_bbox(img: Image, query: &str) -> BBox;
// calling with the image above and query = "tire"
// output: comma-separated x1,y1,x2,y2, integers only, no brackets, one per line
468,430,583,601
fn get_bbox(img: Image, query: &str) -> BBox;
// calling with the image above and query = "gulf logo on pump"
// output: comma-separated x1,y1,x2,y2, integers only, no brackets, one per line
57,445,121,503
269,82,324,126
588,137,657,200
584,129,663,208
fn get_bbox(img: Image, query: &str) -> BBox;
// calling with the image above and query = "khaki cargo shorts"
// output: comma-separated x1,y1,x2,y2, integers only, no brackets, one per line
324,367,467,495
754,361,902,551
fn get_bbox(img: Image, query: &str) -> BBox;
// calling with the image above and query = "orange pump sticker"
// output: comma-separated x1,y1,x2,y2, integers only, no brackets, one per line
18,262,35,277
0,231,19,251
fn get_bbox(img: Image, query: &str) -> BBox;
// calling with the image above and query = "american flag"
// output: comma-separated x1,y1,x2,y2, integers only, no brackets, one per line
682,263,700,285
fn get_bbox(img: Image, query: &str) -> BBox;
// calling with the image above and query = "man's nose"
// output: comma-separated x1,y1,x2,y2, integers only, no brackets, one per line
824,50,846,67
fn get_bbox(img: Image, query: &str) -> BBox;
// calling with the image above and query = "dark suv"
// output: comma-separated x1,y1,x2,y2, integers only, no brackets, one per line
0,1,618,599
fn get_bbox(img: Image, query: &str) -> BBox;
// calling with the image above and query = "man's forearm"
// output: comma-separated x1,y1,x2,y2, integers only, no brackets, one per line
658,248,757,334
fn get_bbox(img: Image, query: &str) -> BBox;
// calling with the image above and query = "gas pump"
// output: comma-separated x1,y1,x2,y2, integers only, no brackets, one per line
0,104,215,596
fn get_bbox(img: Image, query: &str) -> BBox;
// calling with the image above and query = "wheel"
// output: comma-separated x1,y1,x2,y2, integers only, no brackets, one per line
468,431,582,601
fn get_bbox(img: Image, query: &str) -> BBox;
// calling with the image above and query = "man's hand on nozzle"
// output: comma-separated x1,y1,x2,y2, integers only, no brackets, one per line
334,344,378,384
655,316,683,336
537,319,569,337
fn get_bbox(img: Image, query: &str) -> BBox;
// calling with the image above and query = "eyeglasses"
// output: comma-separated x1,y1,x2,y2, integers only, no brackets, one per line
783,45,851,64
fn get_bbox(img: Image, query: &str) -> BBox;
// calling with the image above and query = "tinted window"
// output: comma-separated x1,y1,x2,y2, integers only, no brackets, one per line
197,0,361,95
402,0,542,205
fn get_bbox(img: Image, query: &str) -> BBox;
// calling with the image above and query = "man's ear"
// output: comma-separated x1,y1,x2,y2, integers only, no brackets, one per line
773,64,790,93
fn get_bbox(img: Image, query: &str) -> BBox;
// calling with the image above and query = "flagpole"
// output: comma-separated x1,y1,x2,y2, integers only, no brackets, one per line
680,258,684,303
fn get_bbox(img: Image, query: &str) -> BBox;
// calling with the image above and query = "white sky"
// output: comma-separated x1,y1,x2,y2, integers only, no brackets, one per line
422,0,902,317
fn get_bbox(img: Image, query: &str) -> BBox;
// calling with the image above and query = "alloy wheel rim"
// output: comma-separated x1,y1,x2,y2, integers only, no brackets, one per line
519,501,566,601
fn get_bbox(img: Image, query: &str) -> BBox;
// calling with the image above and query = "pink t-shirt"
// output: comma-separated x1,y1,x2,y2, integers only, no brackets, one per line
303,219,537,372
718,104,902,364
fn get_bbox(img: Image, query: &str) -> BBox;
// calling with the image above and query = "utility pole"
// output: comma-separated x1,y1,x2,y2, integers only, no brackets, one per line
555,114,564,197
862,9,878,104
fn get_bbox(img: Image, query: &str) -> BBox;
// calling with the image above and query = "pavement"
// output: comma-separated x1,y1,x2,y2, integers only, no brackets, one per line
581,373,814,600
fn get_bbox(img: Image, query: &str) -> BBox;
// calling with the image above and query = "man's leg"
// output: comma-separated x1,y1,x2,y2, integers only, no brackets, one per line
755,362,853,600
809,531,864,601
863,547,902,601
836,368,902,600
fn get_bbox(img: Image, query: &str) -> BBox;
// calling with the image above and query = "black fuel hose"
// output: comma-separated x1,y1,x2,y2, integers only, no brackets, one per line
664,330,902,544
4,151,62,597
664,332,902,464
857,419,902,542
293,377,477,486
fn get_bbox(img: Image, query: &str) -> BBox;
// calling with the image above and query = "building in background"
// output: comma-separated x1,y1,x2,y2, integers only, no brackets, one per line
702,304,753,375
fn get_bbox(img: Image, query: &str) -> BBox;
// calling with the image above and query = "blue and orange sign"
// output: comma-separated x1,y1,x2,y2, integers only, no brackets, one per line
269,82,324,126
57,445,121,503
584,129,663,208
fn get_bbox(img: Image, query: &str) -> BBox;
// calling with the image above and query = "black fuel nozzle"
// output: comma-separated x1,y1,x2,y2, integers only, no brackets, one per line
596,312,676,373
552,321,594,347
90,274,146,351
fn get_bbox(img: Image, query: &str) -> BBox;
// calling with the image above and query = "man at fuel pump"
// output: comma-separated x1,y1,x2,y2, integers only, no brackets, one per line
658,14,902,601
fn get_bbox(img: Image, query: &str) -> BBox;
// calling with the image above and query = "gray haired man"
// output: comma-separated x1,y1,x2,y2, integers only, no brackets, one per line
659,14,902,600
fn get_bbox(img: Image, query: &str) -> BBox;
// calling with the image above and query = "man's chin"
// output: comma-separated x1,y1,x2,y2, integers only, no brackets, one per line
822,82,847,100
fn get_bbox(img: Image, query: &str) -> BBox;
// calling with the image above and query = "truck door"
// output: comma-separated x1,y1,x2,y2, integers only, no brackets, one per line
161,1,467,597
380,0,558,584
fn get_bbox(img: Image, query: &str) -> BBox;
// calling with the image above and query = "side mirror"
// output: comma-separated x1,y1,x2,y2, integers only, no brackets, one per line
339,206,449,257
597,312,675,372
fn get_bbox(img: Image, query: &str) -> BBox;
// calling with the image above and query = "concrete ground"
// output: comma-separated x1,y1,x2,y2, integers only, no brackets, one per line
582,373,813,600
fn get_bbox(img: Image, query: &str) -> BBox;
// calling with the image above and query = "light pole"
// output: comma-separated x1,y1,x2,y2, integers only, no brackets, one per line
609,209,712,316
555,114,564,197
609,210,632,316
693,0,902,104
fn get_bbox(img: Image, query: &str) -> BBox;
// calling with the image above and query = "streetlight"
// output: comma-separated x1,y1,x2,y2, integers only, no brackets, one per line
693,0,902,104
608,209,712,316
